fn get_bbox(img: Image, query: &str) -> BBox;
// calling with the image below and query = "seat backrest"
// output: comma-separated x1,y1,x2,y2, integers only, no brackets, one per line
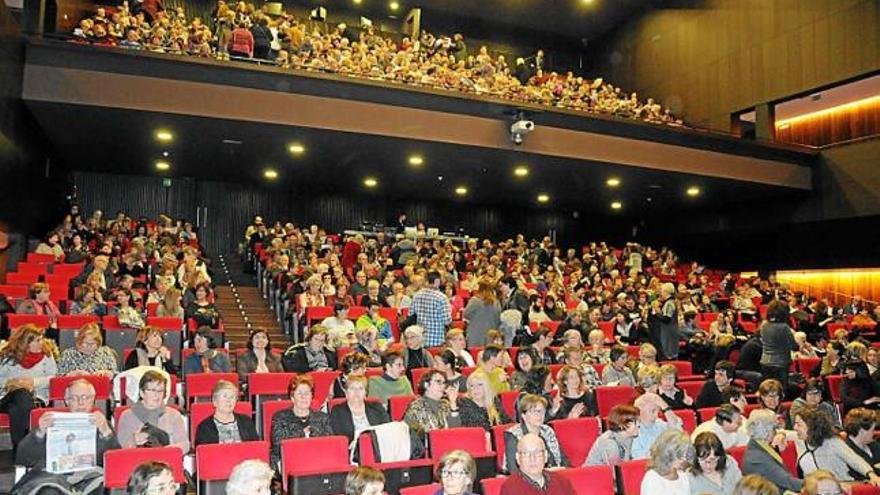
185,373,239,403
481,476,507,495
665,360,693,376
281,435,350,476
498,390,519,421
52,263,84,279
6,271,40,285
305,305,333,323
597,321,614,343
102,314,123,330
56,314,100,330
27,253,56,264
560,466,615,495
549,417,600,467
429,427,492,460
827,374,843,402
307,370,341,410
0,284,28,299
104,447,185,489
798,357,822,378
49,374,112,401
617,458,649,495
262,399,293,440
675,409,698,433
677,381,705,400
728,445,747,468
698,407,719,423
248,372,297,399
146,316,184,330
595,385,635,418
410,368,431,389
190,401,253,445
196,441,270,481
490,424,514,472
399,483,442,495
388,395,417,422
7,314,50,330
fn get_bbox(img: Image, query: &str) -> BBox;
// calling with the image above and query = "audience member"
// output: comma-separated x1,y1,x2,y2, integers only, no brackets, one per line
117,370,189,452
269,375,332,469
0,324,58,447
194,380,259,445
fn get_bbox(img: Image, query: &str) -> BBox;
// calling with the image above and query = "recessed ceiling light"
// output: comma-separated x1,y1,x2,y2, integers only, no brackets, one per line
582,0,594,4
155,130,173,142
264,168,278,179
389,1,399,10
155,160,170,171
455,186,468,196
606,177,621,187
611,201,623,210
408,155,424,166
537,193,550,203
353,0,361,4
288,143,306,155
514,166,529,177
687,186,701,197
162,151,169,157
364,177,378,187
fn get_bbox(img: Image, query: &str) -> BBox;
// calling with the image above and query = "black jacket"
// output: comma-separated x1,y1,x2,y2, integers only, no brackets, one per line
695,380,723,409
328,402,389,443
282,344,338,373
194,412,260,446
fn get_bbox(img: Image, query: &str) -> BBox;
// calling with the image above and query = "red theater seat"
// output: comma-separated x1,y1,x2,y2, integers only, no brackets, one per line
550,417,600,467
104,447,185,490
281,436,351,494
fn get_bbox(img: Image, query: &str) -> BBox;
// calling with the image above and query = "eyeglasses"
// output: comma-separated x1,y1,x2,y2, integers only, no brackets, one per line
145,481,179,494
66,394,96,403
440,469,469,479
517,449,547,459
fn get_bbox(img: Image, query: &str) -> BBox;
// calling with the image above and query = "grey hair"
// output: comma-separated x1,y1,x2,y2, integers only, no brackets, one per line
648,429,694,476
403,325,424,339
226,460,274,495
745,409,778,441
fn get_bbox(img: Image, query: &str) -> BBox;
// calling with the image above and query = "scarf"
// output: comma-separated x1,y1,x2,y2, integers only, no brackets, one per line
132,401,166,427
20,351,45,369
305,346,328,370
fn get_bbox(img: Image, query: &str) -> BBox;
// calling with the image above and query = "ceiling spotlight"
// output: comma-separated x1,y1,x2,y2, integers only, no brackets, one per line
455,186,468,196
582,0,594,4
537,193,550,203
606,177,621,187
264,168,278,179
353,0,362,4
389,1,399,10
155,160,170,171
514,166,529,177
611,201,623,210
155,130,173,142
364,177,378,187
408,155,424,166
162,151,169,157
686,186,701,197
288,143,305,155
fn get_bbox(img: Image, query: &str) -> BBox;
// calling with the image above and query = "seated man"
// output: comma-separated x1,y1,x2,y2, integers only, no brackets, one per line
630,392,683,459
500,433,576,495
691,404,749,449
695,360,735,409
14,379,120,494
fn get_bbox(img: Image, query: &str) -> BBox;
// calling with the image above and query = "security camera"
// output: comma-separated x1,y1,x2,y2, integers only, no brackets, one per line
510,119,535,145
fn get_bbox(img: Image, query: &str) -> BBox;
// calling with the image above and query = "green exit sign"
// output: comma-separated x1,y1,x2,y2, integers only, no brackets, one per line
162,178,172,187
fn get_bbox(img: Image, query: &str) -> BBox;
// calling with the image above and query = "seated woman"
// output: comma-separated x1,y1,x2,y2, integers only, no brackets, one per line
226,460,275,495
194,380,259,445
297,276,325,328
344,466,386,495
510,346,539,390
57,322,118,376
584,329,611,365
402,325,433,371
117,370,189,452
435,450,479,495
124,325,179,375
602,345,636,386
155,287,184,319
70,287,108,317
444,329,475,368
322,302,356,349
476,330,513,368
281,325,338,373
585,404,640,466
35,232,65,262
185,282,220,328
658,363,694,410
353,326,383,368
433,349,467,392
270,375,332,469
459,371,510,431
236,328,283,386
183,328,231,375
0,324,58,447
329,374,389,444
555,365,598,418
742,409,803,493
504,393,568,473
819,342,845,378
111,288,145,330
841,360,880,415
639,429,694,495
690,431,743,495
403,370,462,440
126,461,177,495
801,471,844,495
842,408,880,477
16,283,61,331
792,404,880,484
789,379,840,427
333,352,370,398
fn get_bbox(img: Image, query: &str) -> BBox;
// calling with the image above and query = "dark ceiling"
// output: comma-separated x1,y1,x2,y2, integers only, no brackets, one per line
26,102,805,217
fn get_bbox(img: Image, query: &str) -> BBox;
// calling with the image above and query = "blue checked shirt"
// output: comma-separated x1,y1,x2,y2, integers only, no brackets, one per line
411,287,452,347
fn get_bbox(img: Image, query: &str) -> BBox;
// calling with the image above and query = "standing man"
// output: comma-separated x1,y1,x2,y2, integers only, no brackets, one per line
410,271,451,347
500,433,575,495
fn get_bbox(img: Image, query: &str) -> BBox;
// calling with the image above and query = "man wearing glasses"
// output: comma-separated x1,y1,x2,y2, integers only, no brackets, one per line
14,379,120,492
500,433,575,494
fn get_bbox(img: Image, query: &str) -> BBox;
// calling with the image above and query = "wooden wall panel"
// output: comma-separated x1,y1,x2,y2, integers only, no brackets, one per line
777,269,880,306
775,98,880,147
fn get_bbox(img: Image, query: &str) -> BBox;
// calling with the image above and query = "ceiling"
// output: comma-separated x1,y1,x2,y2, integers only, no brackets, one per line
295,0,664,42
27,102,805,216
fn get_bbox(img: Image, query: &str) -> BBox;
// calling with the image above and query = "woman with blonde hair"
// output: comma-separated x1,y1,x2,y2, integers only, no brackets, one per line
58,322,118,376
155,287,184,318
801,471,842,495
459,370,510,431
733,475,779,495
462,278,502,347
0,324,58,446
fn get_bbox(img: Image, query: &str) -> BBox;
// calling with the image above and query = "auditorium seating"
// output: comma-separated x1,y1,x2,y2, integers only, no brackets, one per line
196,441,270,495
104,447,185,493
281,436,351,494
550,417,600,467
